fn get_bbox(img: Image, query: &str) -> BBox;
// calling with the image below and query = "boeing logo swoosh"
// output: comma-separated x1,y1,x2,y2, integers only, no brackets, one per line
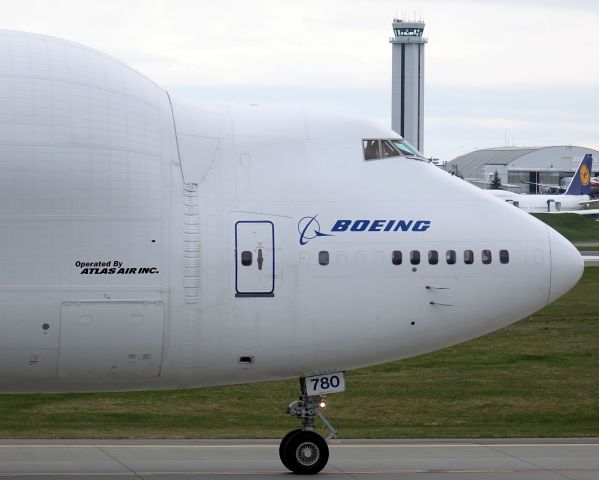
298,215,334,245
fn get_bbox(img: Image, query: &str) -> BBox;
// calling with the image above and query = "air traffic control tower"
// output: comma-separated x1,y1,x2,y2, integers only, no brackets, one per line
390,19,427,152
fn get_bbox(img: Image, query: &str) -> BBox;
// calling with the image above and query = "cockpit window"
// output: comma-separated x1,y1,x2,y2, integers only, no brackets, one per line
363,138,424,161
363,140,380,160
381,140,400,158
391,139,422,156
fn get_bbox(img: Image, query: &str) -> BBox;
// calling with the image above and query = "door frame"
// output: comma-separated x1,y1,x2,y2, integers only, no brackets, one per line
234,220,275,297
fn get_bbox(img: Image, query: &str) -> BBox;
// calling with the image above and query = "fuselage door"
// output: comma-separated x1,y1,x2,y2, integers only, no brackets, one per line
235,221,275,297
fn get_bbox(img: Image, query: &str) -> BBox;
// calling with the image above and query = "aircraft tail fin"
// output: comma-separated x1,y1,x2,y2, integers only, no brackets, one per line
565,154,593,195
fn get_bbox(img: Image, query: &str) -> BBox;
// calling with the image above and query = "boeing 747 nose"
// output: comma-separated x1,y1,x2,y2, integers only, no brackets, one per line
548,228,584,304
0,30,588,475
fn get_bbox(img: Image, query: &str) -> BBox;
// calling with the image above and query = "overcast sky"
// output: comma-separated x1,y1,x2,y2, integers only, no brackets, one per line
3,0,599,160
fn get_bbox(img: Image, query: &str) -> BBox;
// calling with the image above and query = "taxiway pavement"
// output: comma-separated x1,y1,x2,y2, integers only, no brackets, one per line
580,250,599,266
0,438,597,479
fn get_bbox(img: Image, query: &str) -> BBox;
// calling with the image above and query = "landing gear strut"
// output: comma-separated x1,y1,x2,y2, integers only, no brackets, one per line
279,377,338,474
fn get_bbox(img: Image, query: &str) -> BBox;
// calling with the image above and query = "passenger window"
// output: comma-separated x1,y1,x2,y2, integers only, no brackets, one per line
410,250,420,265
392,250,402,265
500,250,509,264
464,250,474,264
446,250,456,264
363,139,380,160
319,251,329,266
241,251,252,266
428,250,438,265
482,250,492,264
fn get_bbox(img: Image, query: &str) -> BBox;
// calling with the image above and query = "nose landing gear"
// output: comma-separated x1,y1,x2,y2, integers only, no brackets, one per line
279,377,339,475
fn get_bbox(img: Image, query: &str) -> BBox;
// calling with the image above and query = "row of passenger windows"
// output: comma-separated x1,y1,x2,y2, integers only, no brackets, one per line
318,249,509,266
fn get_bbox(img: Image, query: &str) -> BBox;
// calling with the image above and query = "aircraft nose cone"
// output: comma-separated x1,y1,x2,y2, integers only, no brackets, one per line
548,227,584,304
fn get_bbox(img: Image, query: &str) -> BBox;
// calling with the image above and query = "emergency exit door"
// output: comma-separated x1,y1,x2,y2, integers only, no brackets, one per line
235,221,275,297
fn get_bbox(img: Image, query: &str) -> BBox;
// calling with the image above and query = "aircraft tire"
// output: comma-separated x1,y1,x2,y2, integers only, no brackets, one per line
282,430,329,475
279,429,303,470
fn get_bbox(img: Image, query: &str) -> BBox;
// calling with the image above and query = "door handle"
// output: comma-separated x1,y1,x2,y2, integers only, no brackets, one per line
257,248,264,270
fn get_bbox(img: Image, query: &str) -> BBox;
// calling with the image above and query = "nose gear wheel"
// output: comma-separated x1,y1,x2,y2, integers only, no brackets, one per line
281,430,329,475
278,377,337,474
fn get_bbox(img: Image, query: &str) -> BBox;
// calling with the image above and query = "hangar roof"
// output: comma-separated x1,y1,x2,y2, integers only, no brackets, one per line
448,147,540,178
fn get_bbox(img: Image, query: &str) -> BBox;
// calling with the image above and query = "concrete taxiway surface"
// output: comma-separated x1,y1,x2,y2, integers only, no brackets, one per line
580,251,599,266
0,438,598,479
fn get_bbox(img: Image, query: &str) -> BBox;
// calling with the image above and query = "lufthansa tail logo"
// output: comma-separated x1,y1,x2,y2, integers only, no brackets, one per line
580,164,590,186
298,215,334,245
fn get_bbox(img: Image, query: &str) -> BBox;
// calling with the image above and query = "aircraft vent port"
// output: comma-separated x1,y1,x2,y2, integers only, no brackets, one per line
238,356,255,365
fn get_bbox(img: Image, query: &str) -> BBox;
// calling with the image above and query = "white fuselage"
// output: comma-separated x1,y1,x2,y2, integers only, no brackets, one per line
487,190,589,212
0,31,584,394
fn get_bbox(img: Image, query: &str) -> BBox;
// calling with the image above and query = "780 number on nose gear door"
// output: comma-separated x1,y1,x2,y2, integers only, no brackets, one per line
304,372,346,395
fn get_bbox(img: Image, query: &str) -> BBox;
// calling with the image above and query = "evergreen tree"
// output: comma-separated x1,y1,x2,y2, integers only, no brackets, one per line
490,170,502,190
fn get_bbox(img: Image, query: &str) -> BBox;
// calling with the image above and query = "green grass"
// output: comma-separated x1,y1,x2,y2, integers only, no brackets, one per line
533,213,599,242
1,270,597,439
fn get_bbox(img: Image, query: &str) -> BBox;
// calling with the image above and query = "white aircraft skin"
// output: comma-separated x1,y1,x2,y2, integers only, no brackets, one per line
488,190,589,212
0,31,585,473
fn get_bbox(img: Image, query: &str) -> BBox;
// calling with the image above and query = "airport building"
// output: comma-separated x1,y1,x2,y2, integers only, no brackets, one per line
389,19,426,153
446,146,599,193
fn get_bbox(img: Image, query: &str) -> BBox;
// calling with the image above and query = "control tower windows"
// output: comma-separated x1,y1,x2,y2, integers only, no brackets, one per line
394,28,423,37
